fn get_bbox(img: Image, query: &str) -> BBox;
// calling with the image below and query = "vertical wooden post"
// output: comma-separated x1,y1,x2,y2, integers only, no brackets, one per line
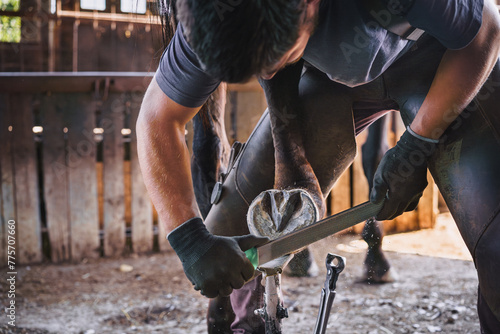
0,182,4,268
330,167,352,234
101,92,126,257
10,94,43,264
0,94,16,267
418,171,438,229
130,103,153,253
72,20,79,72
351,146,370,234
65,93,100,261
40,93,71,262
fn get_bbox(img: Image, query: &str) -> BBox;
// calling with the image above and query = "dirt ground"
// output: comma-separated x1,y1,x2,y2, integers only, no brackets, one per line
0,213,480,334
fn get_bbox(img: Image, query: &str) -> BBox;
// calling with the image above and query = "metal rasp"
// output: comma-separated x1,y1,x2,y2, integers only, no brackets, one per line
245,201,384,268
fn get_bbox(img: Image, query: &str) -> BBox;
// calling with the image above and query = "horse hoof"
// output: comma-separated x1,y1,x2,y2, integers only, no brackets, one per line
360,267,398,284
247,189,318,239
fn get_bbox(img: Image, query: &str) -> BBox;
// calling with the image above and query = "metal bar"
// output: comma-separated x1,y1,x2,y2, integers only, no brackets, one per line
0,72,154,77
0,73,262,93
57,9,161,25
0,73,153,93
257,201,383,266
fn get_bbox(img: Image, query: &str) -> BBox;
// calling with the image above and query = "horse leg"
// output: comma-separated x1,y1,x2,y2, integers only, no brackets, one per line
191,85,231,218
283,247,319,277
207,294,235,334
259,60,327,219
360,115,397,283
258,61,323,278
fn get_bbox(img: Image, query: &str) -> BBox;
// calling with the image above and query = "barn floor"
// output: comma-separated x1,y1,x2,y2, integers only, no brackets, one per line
1,213,480,334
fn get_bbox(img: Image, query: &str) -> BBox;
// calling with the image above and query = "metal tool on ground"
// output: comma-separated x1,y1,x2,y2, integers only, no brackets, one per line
313,253,345,334
254,255,294,334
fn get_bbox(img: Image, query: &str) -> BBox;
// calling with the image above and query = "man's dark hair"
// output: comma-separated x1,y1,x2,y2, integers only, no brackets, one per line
176,0,305,83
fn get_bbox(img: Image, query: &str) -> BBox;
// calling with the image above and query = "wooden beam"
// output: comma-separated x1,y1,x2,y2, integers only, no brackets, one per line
10,94,43,264
0,95,16,267
351,145,370,234
330,167,352,234
64,93,100,261
101,92,126,257
0,73,153,94
40,94,71,262
418,171,438,229
0,73,263,94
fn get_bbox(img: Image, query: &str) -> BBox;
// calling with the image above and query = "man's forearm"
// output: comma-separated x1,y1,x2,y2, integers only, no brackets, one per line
411,0,500,140
137,120,199,231
136,81,201,233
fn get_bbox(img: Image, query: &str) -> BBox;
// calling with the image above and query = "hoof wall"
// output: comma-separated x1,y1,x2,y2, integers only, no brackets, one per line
247,189,318,239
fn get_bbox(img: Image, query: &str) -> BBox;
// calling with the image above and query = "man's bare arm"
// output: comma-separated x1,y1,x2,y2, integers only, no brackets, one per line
411,0,500,139
136,78,268,298
136,76,201,233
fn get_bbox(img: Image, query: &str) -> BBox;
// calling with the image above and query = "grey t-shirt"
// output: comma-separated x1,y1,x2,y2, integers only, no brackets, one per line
155,0,484,107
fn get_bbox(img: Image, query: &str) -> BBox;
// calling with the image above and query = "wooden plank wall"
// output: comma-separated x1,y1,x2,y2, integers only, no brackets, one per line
40,94,71,262
8,95,43,264
64,93,101,261
0,95,16,267
130,103,153,254
101,92,126,257
0,94,42,265
0,86,156,264
0,79,439,265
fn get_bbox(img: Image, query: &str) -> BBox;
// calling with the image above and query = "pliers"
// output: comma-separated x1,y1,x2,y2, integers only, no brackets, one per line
313,253,346,334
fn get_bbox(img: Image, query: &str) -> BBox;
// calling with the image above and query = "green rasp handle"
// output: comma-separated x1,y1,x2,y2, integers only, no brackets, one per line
245,247,258,270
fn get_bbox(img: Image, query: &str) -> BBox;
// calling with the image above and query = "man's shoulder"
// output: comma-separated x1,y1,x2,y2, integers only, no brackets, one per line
155,24,221,109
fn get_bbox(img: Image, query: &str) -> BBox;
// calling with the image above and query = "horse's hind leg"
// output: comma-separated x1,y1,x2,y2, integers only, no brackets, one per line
207,295,235,334
360,115,397,283
191,85,231,218
361,218,396,282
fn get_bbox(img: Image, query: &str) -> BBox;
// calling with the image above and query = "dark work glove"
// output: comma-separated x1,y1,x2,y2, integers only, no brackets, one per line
167,217,269,298
370,127,438,220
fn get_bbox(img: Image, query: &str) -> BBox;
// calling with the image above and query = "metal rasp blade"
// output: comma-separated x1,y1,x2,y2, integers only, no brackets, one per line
253,201,383,267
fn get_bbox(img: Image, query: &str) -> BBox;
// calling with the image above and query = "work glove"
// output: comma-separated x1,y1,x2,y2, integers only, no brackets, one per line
167,217,269,298
370,127,438,220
